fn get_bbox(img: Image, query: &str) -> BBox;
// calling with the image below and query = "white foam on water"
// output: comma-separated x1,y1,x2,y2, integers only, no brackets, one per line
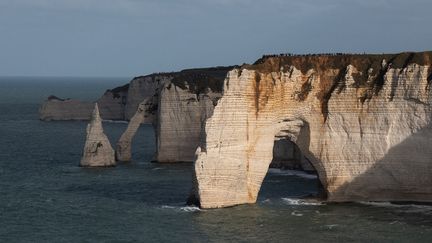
161,205,175,209
102,120,129,124
359,201,402,207
180,206,201,212
160,205,201,212
282,198,324,206
324,224,338,229
261,199,272,204
267,168,318,179
291,211,303,216
359,201,432,214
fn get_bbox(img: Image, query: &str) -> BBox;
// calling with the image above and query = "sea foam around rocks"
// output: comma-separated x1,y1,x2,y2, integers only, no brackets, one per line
267,168,318,179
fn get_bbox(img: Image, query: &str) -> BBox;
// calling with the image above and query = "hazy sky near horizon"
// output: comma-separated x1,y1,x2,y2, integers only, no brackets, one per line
0,0,431,77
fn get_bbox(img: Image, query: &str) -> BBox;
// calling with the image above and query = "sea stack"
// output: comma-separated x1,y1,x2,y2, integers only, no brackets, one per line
80,103,116,167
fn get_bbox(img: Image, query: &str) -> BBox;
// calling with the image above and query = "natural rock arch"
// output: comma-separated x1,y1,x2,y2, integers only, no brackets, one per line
192,53,432,208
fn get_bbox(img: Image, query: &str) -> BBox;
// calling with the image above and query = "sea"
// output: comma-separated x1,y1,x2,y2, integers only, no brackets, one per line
0,77,431,242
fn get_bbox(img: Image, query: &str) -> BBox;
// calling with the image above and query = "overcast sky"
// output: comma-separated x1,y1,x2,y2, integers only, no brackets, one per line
0,0,431,77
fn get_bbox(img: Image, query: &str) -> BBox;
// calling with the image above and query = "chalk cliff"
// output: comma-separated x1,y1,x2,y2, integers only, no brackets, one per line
271,139,315,171
193,52,432,208
155,71,225,162
116,98,155,162
39,84,128,121
40,67,234,163
39,96,94,121
80,104,116,167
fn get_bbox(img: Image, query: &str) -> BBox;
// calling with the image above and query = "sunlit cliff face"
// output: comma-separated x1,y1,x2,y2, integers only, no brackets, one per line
193,52,432,209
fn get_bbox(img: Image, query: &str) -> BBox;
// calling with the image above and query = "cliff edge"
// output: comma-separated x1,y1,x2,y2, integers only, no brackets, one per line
193,51,432,208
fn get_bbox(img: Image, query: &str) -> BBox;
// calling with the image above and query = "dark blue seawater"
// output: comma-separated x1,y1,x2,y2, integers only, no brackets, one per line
0,77,431,242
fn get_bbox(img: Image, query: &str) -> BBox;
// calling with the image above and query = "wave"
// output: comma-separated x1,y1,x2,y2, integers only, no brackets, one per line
359,201,431,208
291,211,303,216
160,205,201,212
282,198,324,206
268,168,318,179
180,206,201,212
359,201,432,214
102,119,129,124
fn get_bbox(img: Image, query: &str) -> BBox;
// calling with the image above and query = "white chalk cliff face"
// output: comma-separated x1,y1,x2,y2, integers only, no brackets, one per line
156,83,220,162
193,53,432,208
80,104,116,167
124,75,171,120
271,139,314,171
39,96,94,121
116,98,155,162
39,85,128,121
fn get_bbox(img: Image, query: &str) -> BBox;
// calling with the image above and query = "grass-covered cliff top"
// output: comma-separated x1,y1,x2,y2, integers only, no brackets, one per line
248,51,432,75
171,66,237,94
108,83,130,98
132,66,237,94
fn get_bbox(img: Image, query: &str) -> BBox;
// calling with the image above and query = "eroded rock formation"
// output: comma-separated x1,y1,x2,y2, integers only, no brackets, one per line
116,98,155,162
39,97,94,121
80,104,116,167
271,139,315,171
155,72,225,162
193,52,432,208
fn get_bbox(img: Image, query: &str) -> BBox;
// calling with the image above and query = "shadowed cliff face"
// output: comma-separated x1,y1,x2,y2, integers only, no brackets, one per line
39,66,235,122
332,125,432,202
193,51,432,209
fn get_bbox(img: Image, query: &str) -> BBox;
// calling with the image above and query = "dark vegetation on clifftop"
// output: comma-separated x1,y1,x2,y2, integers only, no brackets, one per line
47,95,66,101
248,51,432,121
171,66,237,94
130,66,237,95
109,83,130,99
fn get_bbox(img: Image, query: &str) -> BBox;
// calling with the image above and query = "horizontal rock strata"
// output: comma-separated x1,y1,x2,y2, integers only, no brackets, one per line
193,52,432,208
39,84,128,121
80,104,116,167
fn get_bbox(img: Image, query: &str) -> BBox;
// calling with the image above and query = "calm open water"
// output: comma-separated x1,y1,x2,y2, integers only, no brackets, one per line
0,77,431,242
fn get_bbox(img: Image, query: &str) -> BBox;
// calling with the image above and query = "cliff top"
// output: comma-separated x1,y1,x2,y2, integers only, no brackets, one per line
131,66,238,94
248,51,432,75
171,66,238,94
245,51,432,121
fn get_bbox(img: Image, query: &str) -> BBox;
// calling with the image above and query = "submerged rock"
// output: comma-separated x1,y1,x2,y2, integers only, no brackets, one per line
80,104,116,167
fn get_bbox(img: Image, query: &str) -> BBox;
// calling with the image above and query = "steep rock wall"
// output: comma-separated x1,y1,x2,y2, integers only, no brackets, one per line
124,75,172,120
193,52,432,208
39,84,129,121
271,139,314,171
156,83,221,162
39,97,94,121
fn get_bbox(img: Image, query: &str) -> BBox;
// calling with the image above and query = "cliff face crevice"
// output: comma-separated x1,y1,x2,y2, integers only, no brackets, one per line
193,52,432,208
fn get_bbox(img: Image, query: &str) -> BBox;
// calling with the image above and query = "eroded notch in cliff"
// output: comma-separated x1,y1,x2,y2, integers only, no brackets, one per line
427,66,432,90
254,72,261,117
318,67,347,122
259,138,325,203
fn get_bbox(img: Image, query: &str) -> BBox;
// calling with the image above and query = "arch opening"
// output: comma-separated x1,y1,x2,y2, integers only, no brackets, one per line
258,131,326,203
